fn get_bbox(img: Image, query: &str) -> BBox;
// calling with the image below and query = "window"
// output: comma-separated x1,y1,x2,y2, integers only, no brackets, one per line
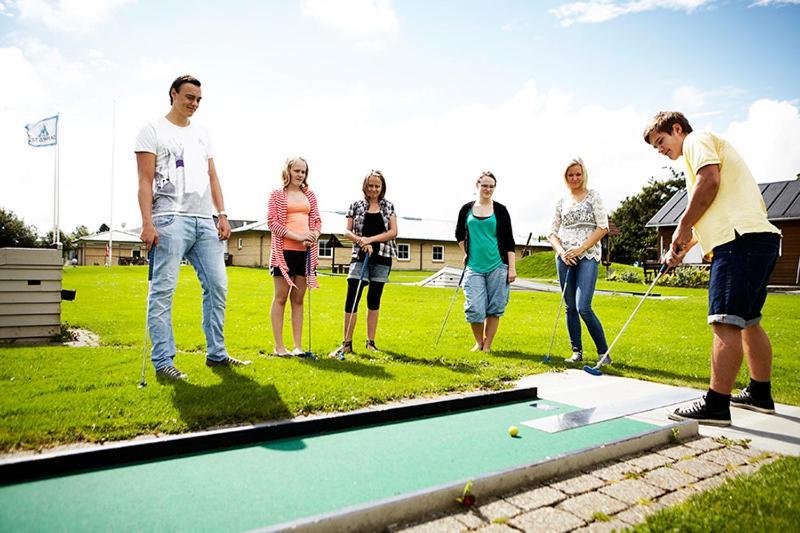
237,238,243,251
432,245,444,262
397,243,410,261
132,249,141,259
318,239,333,258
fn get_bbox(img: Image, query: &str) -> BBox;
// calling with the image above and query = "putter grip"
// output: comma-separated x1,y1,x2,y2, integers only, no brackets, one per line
659,263,669,274
147,247,155,282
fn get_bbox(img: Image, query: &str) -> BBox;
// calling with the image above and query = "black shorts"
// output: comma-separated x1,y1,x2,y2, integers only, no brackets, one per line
270,250,308,278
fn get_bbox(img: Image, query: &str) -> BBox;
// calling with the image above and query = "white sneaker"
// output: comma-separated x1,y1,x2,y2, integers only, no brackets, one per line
565,351,583,363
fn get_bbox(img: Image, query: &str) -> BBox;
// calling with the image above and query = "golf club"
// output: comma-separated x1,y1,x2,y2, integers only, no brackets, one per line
543,265,571,363
584,263,669,376
434,268,466,348
138,246,156,388
334,253,370,360
303,248,317,360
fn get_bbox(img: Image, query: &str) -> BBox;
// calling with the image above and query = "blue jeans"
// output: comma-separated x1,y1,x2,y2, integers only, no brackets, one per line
463,264,510,323
148,215,228,370
556,257,608,355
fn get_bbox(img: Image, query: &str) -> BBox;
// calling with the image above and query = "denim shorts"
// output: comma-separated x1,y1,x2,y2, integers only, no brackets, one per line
347,260,391,283
463,264,510,323
708,232,780,329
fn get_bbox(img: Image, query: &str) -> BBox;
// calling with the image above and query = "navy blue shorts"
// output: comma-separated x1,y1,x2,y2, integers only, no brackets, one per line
708,232,780,329
270,250,307,278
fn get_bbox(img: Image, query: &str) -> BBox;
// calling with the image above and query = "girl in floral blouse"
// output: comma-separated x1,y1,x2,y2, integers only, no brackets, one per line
548,157,609,365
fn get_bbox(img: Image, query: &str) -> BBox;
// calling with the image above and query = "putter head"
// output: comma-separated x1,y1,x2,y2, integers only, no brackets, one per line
302,351,318,360
542,355,552,364
138,381,147,388
583,364,603,376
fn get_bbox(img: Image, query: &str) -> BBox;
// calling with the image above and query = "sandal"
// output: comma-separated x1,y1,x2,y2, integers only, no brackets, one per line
365,339,380,352
328,340,352,360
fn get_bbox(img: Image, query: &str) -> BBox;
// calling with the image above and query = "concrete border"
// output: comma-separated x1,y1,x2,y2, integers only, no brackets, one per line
259,420,697,532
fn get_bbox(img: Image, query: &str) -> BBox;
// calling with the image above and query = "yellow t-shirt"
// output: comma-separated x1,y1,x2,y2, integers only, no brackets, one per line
682,131,780,259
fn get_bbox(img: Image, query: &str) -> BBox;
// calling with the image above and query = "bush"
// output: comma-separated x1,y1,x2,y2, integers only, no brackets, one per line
659,266,710,288
608,269,644,284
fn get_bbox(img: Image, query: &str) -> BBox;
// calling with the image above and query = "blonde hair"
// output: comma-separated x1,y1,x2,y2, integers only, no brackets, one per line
563,157,588,190
281,156,309,189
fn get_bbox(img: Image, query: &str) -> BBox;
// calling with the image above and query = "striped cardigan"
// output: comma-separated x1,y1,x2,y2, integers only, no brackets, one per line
267,187,322,289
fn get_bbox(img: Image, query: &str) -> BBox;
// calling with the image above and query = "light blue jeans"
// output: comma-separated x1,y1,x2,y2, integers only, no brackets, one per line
463,264,510,323
148,215,228,370
556,257,608,355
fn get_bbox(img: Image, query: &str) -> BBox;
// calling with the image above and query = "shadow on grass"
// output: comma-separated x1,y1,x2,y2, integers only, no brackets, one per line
162,368,293,429
292,355,393,379
359,348,480,374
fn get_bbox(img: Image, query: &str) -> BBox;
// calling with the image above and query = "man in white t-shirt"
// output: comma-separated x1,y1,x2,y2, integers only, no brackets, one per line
135,74,250,380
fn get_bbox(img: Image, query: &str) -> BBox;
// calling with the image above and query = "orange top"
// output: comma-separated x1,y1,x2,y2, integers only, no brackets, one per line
284,195,311,251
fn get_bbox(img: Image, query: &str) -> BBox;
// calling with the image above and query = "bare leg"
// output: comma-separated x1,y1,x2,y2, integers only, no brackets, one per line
709,323,744,395
270,277,291,353
289,275,307,350
367,309,379,341
470,323,484,350
482,316,500,352
742,324,772,382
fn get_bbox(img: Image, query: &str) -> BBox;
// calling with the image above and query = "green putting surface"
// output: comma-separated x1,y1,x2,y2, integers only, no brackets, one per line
0,399,656,532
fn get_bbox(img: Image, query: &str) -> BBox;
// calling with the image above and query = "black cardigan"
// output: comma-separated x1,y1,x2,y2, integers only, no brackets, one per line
455,201,516,266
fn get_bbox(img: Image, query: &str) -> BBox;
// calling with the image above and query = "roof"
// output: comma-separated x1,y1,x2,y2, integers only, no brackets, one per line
233,210,545,247
78,230,142,243
646,179,800,228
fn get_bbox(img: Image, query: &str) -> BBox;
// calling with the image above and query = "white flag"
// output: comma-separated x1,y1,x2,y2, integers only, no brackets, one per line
25,115,59,147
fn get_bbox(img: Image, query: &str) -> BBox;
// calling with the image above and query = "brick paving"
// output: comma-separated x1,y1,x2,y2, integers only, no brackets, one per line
393,437,778,532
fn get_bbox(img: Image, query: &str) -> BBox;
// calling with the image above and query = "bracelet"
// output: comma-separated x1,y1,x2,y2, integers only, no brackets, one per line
217,211,228,218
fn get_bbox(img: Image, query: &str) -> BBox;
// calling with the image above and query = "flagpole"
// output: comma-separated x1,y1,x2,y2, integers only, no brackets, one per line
107,100,116,267
53,114,60,248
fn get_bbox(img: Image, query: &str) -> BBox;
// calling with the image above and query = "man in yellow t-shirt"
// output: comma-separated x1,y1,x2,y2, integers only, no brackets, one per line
644,111,781,427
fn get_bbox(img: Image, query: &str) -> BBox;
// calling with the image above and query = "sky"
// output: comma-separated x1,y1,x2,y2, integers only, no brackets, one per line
1,0,799,240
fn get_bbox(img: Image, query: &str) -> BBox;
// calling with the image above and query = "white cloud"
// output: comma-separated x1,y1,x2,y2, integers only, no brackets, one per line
671,84,747,111
750,0,800,5
550,0,711,27
15,0,132,32
301,0,399,39
723,99,800,182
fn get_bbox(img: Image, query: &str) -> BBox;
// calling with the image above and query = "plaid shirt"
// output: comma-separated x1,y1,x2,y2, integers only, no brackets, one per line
346,198,398,260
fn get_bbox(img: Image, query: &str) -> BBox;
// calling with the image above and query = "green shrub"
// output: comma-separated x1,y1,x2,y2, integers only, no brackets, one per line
608,269,644,284
659,266,710,288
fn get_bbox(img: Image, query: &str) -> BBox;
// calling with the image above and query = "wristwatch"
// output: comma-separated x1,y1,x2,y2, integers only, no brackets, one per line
217,211,228,218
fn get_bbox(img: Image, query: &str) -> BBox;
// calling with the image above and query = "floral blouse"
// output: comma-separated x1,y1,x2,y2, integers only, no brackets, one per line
549,189,609,262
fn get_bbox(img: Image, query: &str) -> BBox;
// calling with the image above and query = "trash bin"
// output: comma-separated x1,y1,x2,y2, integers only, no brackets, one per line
224,253,233,267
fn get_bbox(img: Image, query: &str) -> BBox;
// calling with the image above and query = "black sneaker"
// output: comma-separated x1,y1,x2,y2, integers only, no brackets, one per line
731,386,775,414
156,366,188,380
206,356,252,367
669,398,731,426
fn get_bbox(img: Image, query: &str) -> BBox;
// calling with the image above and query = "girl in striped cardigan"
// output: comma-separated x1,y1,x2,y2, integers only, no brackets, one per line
267,157,322,356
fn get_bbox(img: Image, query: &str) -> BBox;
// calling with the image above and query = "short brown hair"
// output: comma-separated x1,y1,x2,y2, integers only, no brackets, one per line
169,74,201,104
477,170,497,185
281,156,309,189
642,111,693,144
362,170,386,201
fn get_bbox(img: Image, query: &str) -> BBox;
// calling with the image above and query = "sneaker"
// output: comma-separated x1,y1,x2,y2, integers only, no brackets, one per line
596,353,612,366
668,398,731,426
206,356,252,367
156,366,188,380
365,339,380,352
565,350,582,363
731,386,775,414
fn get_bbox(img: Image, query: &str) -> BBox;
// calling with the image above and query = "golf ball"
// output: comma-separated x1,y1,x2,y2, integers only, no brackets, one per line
508,425,519,437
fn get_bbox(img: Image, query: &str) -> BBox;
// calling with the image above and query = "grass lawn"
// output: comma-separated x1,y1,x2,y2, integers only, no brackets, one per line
1,254,798,452
634,455,800,532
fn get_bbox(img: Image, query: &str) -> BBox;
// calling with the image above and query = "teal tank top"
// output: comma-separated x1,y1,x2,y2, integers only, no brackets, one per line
466,211,503,273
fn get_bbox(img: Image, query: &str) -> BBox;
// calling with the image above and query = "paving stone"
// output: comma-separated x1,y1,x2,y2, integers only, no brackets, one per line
474,523,516,532
656,487,697,507
475,499,522,522
452,510,486,529
691,474,728,492
550,473,607,495
730,445,770,459
558,492,628,522
509,507,585,533
671,457,726,478
656,444,701,460
684,437,725,453
615,504,657,526
701,448,749,467
574,519,633,532
592,461,638,482
395,515,466,533
643,467,698,491
599,479,666,505
505,486,566,511
625,452,673,472
724,464,758,479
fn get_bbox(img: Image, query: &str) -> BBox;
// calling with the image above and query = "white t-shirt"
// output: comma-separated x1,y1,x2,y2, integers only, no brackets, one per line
134,117,214,218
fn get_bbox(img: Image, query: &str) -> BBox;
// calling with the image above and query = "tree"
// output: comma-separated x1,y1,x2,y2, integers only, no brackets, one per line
0,208,41,248
609,169,685,264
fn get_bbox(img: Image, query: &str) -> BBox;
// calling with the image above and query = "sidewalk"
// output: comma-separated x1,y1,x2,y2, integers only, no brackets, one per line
393,370,797,532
